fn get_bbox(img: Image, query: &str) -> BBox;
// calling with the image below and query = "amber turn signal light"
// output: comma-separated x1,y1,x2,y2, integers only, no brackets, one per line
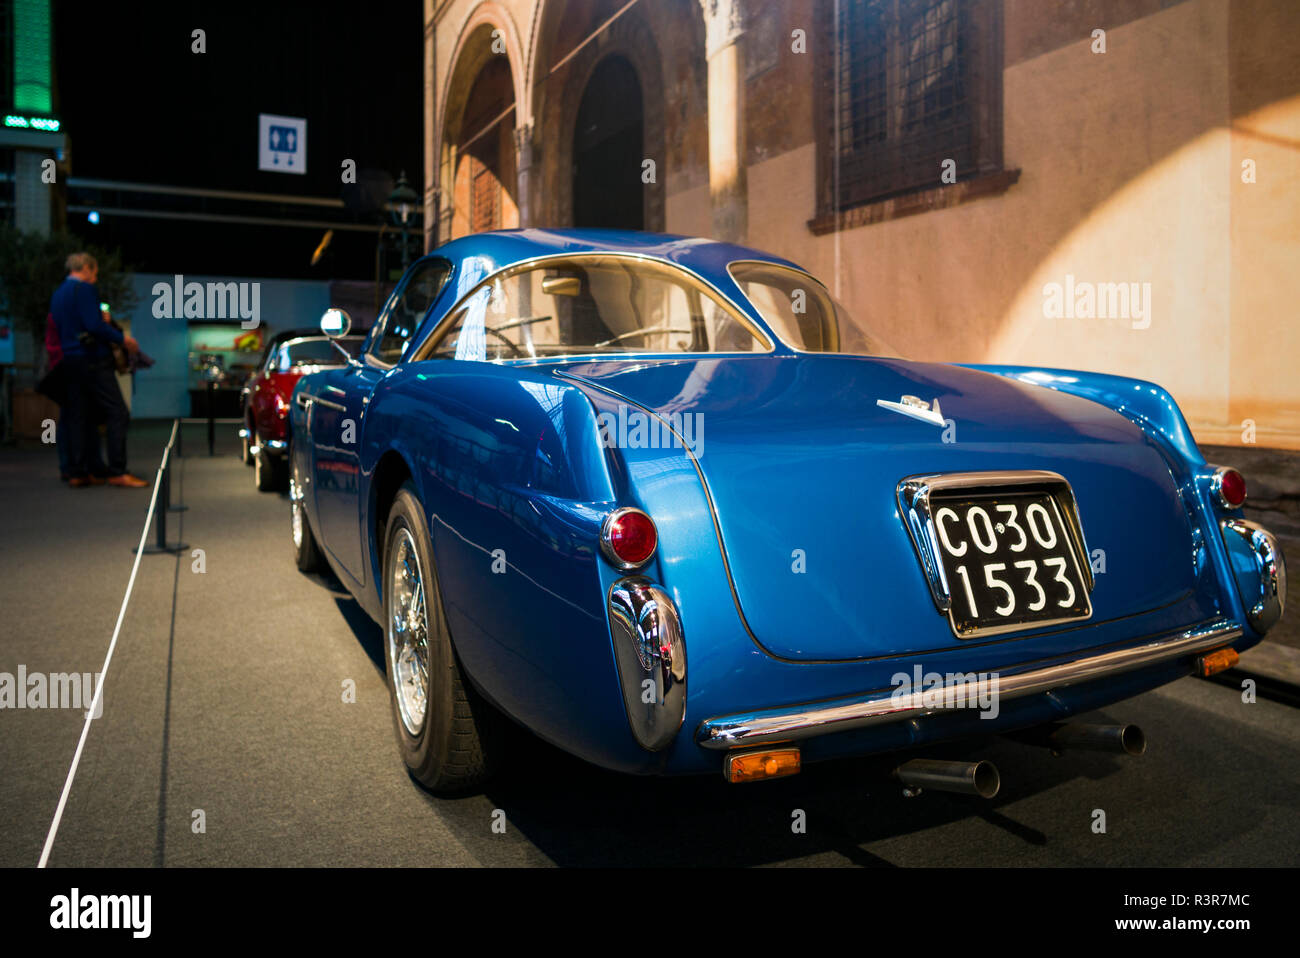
723,747,801,784
1197,647,1239,677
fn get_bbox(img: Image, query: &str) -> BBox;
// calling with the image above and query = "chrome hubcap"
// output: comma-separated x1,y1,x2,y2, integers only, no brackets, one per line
388,528,429,735
289,478,303,548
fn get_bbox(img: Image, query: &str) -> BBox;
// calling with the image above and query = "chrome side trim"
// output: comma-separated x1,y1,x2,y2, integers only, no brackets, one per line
1220,519,1286,634
896,470,1094,637
608,577,687,751
696,619,1242,750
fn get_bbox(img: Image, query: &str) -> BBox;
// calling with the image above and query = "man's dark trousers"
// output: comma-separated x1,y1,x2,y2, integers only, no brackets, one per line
56,404,108,477
63,356,129,477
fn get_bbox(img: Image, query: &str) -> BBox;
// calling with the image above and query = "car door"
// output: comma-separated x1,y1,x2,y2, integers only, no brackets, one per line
241,337,276,436
250,341,286,442
310,258,452,584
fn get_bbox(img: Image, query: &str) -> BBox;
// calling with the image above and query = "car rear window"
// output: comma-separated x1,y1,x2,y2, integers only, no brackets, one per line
728,262,900,357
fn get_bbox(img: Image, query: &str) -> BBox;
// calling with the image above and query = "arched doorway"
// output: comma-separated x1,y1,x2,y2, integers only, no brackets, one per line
572,56,643,230
450,54,517,237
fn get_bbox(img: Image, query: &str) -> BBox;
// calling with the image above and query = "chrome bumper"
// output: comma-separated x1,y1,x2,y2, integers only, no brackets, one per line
696,619,1242,750
1219,519,1286,634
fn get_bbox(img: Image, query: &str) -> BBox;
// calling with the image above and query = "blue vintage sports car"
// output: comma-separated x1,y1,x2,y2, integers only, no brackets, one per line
288,228,1285,795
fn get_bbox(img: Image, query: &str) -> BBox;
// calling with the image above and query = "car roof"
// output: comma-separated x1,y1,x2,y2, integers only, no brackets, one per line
258,329,365,364
266,329,365,348
420,228,807,281
270,328,335,344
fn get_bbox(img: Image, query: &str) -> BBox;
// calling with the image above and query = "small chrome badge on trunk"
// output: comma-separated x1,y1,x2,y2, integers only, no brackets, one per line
877,394,946,427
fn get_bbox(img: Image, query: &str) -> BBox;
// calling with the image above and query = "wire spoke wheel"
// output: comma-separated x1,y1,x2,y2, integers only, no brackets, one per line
290,478,304,548
382,483,500,791
388,528,430,736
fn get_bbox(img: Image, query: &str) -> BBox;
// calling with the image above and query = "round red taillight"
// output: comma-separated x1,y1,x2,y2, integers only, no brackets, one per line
601,508,657,570
1215,467,1247,509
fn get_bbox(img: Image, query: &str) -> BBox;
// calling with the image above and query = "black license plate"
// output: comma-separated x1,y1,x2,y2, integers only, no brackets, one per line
930,491,1091,637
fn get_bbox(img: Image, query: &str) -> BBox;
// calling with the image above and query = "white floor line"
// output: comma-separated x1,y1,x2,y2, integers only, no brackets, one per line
37,421,178,868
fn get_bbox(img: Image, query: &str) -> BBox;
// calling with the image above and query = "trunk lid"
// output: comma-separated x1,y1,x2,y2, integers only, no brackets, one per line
560,355,1199,661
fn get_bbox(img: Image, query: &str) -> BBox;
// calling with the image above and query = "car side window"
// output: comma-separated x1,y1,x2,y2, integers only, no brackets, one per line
367,259,451,365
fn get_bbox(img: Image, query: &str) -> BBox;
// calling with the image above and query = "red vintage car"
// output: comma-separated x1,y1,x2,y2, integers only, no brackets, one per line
240,328,365,490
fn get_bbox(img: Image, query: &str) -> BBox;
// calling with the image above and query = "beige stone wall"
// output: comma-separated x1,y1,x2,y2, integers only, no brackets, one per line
429,0,1300,448
1226,0,1300,448
729,0,1300,449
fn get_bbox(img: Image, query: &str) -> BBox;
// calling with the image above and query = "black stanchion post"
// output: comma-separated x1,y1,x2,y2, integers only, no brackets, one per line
168,417,188,513
136,436,189,555
156,461,169,549
206,383,216,457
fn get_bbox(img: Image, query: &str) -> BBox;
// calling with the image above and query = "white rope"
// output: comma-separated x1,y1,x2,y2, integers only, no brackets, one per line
37,419,180,868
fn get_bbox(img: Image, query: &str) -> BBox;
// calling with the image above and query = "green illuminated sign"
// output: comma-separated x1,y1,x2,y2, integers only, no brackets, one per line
4,114,60,132
13,0,53,114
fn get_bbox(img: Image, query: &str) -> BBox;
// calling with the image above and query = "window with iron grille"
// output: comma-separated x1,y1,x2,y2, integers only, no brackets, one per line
816,0,1003,218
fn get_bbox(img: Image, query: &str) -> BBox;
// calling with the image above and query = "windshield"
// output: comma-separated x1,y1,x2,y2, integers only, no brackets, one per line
728,261,900,357
417,255,769,361
274,336,362,372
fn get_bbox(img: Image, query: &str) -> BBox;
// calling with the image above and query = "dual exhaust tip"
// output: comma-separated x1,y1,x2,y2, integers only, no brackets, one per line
1012,721,1147,757
894,758,1002,799
892,723,1145,799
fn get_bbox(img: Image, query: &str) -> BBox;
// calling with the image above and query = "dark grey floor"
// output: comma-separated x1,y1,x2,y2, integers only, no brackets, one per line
1,423,1298,867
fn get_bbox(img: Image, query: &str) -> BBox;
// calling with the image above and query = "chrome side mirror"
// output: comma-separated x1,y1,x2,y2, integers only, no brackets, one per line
320,308,361,367
320,307,352,338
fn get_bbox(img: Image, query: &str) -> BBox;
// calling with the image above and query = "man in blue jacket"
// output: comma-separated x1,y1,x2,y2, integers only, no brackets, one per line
50,252,148,487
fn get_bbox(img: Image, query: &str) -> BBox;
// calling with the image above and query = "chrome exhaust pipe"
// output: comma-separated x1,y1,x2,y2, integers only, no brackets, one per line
1017,722,1147,756
892,759,1000,799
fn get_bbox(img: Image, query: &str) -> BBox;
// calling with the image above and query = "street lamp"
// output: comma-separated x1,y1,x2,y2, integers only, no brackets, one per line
388,171,418,270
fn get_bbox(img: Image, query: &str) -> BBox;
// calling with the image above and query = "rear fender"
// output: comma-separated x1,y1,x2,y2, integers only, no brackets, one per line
962,365,1203,470
965,364,1272,642
358,362,670,768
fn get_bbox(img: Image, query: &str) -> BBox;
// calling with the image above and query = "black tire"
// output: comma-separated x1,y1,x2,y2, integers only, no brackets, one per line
383,484,501,793
255,443,285,491
290,460,326,573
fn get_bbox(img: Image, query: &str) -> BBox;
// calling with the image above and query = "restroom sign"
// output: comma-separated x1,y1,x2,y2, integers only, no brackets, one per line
258,113,307,174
